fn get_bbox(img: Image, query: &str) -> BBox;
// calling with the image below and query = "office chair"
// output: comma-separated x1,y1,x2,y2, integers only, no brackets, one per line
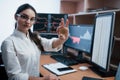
0,53,8,80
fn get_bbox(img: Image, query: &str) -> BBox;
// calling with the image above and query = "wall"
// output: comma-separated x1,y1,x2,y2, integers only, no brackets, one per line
60,1,77,14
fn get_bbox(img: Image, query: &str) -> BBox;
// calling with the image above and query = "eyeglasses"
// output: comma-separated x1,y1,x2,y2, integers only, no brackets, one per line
16,14,36,23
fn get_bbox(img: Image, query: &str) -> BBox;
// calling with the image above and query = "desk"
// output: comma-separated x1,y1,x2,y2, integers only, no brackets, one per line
40,54,115,80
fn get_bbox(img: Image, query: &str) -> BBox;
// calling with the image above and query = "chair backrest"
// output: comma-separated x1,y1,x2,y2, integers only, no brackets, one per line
0,53,8,80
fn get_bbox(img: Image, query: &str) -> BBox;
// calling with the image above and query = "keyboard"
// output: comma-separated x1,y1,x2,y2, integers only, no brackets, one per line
50,54,79,66
82,76,103,80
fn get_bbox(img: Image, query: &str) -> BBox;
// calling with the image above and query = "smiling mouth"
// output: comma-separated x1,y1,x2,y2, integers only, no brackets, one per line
23,24,29,27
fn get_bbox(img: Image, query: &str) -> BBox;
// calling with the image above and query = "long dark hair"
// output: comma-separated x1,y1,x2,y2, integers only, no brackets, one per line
15,3,44,51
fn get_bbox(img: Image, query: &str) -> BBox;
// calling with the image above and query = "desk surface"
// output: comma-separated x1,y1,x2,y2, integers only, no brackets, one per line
40,54,115,80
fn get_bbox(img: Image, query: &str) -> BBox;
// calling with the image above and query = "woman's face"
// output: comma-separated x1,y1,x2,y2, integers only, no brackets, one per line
15,8,36,33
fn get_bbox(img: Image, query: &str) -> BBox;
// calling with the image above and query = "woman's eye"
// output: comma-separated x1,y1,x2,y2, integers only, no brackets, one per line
21,15,28,19
31,18,36,21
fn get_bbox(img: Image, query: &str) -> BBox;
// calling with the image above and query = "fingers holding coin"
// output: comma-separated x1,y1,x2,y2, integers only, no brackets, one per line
57,18,69,36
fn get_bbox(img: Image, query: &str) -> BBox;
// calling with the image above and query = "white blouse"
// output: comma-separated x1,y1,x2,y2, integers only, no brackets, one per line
1,29,62,80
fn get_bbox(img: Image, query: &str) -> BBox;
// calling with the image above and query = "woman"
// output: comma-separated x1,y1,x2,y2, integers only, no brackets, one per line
1,3,69,80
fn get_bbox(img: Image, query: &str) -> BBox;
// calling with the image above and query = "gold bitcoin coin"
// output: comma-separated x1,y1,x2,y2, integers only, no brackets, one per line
59,27,68,34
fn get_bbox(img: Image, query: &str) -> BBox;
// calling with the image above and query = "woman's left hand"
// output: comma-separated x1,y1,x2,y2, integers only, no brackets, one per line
57,18,69,42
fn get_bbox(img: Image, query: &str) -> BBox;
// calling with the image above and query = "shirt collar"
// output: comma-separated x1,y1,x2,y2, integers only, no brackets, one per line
13,29,30,39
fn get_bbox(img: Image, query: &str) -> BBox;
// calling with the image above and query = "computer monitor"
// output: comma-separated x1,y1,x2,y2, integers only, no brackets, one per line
33,13,68,33
90,12,116,77
64,24,94,60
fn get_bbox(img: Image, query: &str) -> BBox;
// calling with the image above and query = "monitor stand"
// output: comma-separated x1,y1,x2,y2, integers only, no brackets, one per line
75,51,88,63
89,66,116,77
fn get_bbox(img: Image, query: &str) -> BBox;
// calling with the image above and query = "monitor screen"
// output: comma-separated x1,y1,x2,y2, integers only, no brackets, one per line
33,13,68,33
64,24,94,54
115,63,120,80
33,13,48,33
90,12,115,77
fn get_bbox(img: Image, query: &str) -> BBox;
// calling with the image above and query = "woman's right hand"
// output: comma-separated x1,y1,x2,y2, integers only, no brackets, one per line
29,74,59,80
43,74,60,80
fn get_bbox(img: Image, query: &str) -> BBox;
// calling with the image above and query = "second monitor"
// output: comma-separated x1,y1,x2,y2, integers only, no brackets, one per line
51,24,94,66
64,24,94,57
